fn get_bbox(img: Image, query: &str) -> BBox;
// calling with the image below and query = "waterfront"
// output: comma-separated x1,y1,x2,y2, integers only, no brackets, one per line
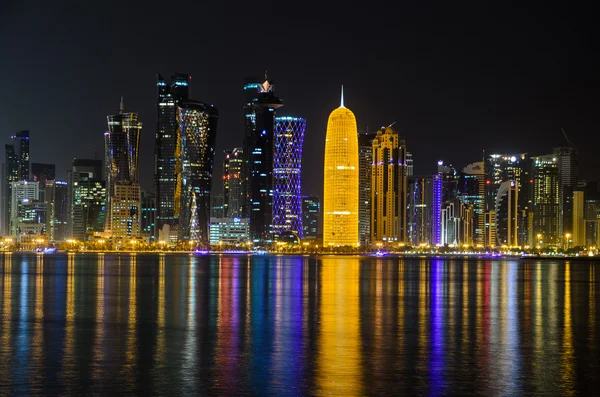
0,253,598,395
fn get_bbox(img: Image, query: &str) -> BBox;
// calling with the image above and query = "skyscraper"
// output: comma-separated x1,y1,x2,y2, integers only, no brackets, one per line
176,100,218,244
531,154,560,247
105,98,142,238
460,162,485,246
358,131,375,247
432,171,443,245
67,159,105,240
323,88,359,247
370,125,407,243
406,152,414,176
243,74,283,242
553,146,577,244
2,131,29,234
495,180,518,247
223,148,244,218
141,190,157,242
12,131,30,181
572,190,585,247
31,163,55,188
155,73,190,239
302,196,320,240
272,116,305,239
407,175,432,246
45,180,69,242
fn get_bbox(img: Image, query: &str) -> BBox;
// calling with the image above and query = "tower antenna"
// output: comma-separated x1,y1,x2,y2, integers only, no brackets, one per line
561,128,574,147
340,85,344,107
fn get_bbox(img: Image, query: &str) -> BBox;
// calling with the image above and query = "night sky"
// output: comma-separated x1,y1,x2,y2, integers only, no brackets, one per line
1,1,597,197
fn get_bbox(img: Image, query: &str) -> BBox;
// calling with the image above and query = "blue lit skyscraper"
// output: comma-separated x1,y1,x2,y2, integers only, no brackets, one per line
272,116,305,239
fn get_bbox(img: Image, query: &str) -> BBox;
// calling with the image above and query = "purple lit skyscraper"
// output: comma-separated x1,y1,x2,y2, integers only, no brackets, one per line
432,172,442,245
272,117,305,239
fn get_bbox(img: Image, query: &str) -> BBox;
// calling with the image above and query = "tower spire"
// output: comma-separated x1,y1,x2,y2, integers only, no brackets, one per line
340,85,344,108
264,70,268,82
120,96,124,113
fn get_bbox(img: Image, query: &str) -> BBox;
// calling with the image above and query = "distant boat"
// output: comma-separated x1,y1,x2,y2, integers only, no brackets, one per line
374,250,388,257
43,247,57,254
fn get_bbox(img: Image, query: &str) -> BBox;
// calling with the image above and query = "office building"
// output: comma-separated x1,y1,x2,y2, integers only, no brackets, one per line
45,180,69,242
9,180,39,236
177,100,219,244
572,190,585,247
67,159,105,240
272,116,305,239
105,98,142,237
2,131,29,234
358,131,375,247
407,176,432,246
495,180,518,247
370,125,407,243
432,172,443,245
155,73,190,238
211,194,225,218
553,146,578,244
406,152,414,176
141,190,156,242
302,196,320,240
323,87,359,247
484,211,497,248
31,162,55,187
209,217,250,245
243,73,283,242
223,148,244,217
440,198,473,246
459,162,485,246
531,155,560,247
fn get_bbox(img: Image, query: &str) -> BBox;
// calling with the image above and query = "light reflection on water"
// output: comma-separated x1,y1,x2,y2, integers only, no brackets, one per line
0,253,598,396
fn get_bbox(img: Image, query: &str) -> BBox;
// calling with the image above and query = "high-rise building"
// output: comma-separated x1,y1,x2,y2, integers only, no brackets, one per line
358,131,375,247
553,146,578,244
441,198,473,246
12,131,30,180
141,190,157,242
176,100,218,244
323,88,359,247
272,116,305,239
407,176,432,246
31,163,56,187
2,131,30,234
302,196,320,240
531,155,560,247
243,74,284,243
9,180,39,236
67,159,105,240
155,73,190,238
105,98,142,238
495,180,518,247
572,190,585,247
432,171,443,245
406,152,414,176
211,194,225,219
209,217,250,245
484,210,497,248
459,162,485,246
45,180,69,242
370,125,407,243
223,148,244,217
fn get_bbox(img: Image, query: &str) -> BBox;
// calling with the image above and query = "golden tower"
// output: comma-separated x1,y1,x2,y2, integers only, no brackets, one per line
323,87,359,246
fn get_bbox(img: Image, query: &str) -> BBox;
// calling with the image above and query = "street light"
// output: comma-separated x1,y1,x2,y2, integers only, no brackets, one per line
565,233,571,251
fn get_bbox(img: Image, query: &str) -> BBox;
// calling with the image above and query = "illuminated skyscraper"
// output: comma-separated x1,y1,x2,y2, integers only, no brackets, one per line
272,116,305,239
572,190,585,247
2,131,29,234
155,73,189,238
531,154,560,247
358,131,375,247
432,172,442,245
407,175,432,246
323,87,359,247
460,162,485,246
45,180,68,242
105,98,142,236
553,146,578,243
67,159,105,240
176,100,218,244
302,196,320,240
406,152,414,176
495,180,518,246
243,74,283,242
223,148,245,217
370,125,407,243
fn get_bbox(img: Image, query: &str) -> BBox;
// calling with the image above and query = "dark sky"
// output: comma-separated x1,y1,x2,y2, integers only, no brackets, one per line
1,0,598,197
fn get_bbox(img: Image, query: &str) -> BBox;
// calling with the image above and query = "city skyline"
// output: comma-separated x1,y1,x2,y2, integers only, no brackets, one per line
1,1,597,198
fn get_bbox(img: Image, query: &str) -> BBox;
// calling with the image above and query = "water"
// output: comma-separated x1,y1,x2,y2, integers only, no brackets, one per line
0,253,598,396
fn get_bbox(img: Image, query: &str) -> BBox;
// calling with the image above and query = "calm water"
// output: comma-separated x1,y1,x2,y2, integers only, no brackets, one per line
0,253,598,396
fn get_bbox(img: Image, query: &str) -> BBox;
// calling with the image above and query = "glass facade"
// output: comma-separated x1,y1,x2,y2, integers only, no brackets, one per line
302,196,320,239
531,155,560,247
155,73,189,236
323,90,359,246
67,159,105,240
407,176,432,246
358,132,375,247
272,116,305,239
223,148,244,217
177,100,218,244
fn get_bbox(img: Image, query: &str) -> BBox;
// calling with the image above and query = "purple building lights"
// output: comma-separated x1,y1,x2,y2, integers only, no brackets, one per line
272,116,305,239
432,172,442,245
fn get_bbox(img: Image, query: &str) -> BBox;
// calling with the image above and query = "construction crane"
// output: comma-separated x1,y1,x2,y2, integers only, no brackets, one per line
561,128,574,147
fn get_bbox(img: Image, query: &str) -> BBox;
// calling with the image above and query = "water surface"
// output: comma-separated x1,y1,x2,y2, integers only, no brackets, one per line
0,253,598,395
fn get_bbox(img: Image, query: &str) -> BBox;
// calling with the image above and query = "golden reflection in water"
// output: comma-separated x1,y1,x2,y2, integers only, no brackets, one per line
590,265,596,350
126,254,137,368
532,262,543,383
32,254,44,384
475,262,483,354
561,262,574,396
94,254,105,379
184,256,197,386
448,261,455,345
461,262,469,358
417,260,429,374
317,258,362,396
155,255,166,368
1,254,12,383
62,252,76,390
